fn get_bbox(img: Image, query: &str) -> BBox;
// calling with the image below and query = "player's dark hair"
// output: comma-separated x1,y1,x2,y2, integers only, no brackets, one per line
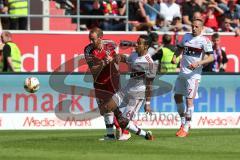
139,34,151,47
212,32,220,39
148,32,159,42
162,34,171,45
90,27,103,38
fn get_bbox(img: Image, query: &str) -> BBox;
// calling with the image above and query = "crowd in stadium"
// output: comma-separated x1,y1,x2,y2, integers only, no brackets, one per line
53,0,240,35
0,0,239,34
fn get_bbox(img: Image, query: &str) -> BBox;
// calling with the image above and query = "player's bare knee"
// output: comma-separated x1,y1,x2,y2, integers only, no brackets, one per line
99,107,105,116
186,99,194,107
99,104,110,115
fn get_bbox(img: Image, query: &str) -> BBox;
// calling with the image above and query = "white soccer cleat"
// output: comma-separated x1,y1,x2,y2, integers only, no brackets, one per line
118,132,131,141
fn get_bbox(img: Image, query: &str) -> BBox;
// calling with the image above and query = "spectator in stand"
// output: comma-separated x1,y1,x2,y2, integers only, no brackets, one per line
0,32,4,71
182,0,203,25
160,0,181,25
143,0,160,24
101,0,125,31
55,0,75,15
175,0,185,5
121,0,146,31
130,0,158,31
152,15,169,31
203,1,224,31
86,0,104,29
219,16,236,32
102,0,119,17
6,0,28,30
169,15,191,32
79,0,94,29
203,33,228,72
138,0,151,23
223,0,240,28
129,0,145,23
122,0,155,31
0,0,8,30
80,0,93,13
216,0,230,12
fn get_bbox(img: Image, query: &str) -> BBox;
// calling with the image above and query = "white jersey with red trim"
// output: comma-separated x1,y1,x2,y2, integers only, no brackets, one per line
178,33,213,79
121,51,156,99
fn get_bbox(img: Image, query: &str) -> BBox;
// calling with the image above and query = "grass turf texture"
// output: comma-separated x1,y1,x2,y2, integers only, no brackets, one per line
0,129,240,160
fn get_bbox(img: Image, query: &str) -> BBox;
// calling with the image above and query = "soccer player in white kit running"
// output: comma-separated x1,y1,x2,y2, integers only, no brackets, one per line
172,19,214,137
100,34,157,141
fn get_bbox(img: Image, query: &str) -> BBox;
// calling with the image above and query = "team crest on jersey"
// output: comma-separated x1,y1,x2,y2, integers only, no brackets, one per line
184,46,202,58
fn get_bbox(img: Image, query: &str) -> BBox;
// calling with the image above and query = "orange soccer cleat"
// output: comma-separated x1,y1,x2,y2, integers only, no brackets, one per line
176,129,189,137
175,125,184,136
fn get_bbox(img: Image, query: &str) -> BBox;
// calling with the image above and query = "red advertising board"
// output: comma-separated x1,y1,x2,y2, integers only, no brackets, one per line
11,32,240,72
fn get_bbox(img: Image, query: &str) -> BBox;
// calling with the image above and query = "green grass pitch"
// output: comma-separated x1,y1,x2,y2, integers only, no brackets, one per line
0,129,240,160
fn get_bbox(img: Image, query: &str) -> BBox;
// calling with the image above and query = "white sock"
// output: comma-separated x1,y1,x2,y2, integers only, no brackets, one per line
184,107,194,132
184,121,190,132
177,103,185,125
104,112,114,135
126,121,146,137
181,117,186,126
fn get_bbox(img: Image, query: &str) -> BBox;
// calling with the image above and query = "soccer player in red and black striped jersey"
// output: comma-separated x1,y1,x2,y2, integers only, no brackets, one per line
84,27,129,140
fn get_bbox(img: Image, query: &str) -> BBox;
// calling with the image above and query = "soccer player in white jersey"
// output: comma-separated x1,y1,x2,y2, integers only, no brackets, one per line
172,19,214,137
100,34,157,140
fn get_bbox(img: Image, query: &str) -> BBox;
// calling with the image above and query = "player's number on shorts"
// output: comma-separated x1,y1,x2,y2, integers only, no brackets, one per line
188,89,192,96
126,110,134,120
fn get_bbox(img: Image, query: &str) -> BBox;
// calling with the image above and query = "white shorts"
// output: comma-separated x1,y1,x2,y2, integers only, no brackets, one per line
174,76,200,99
113,91,144,120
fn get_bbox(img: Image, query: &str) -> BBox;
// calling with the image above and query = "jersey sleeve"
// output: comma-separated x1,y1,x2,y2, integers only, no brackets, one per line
126,52,134,64
145,55,157,79
203,37,213,53
84,45,95,68
177,34,186,48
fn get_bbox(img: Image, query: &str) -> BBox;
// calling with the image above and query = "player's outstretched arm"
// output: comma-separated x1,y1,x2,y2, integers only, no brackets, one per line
188,53,214,70
198,53,214,66
114,54,128,64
